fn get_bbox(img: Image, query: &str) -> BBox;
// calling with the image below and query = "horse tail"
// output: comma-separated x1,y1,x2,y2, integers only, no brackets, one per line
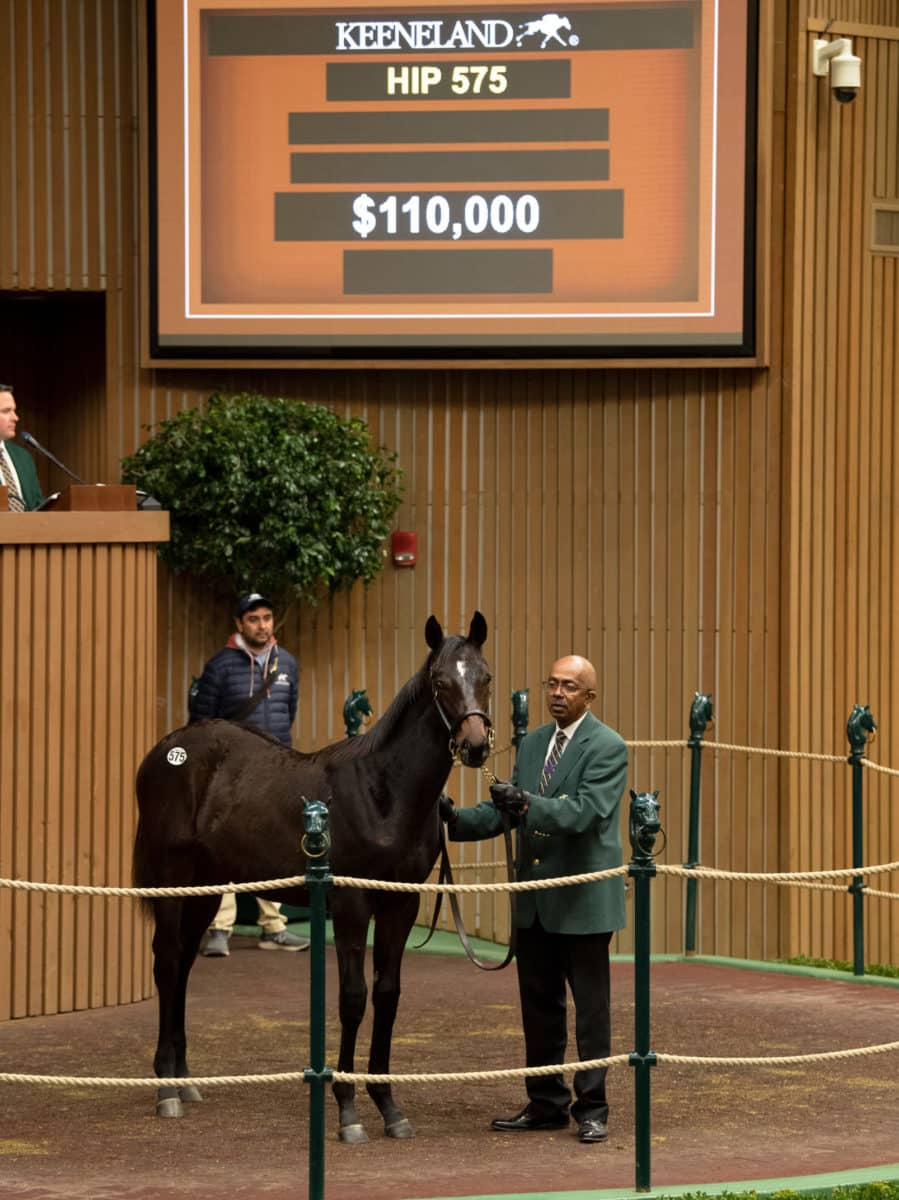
132,817,156,920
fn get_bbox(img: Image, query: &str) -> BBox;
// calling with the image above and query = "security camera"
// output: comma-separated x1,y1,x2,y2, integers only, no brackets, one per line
812,37,861,104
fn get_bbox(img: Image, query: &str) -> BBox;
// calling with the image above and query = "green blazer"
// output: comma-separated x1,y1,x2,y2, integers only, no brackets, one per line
5,441,44,510
451,711,628,934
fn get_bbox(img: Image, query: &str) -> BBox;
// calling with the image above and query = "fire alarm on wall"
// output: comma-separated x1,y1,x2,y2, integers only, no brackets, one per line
391,530,417,567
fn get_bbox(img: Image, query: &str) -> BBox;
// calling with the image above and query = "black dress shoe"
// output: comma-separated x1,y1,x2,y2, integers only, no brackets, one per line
491,1108,569,1132
577,1117,609,1143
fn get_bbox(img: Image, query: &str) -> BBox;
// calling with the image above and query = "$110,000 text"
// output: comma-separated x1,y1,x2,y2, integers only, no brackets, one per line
351,192,540,240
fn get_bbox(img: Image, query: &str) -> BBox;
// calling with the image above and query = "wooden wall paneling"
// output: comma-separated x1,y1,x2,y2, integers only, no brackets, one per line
674,375,700,954
57,552,77,1012
598,376,623,920
90,547,108,1007
757,371,780,960
0,551,15,1020
105,548,123,1005
119,548,136,1002
42,546,63,1013
715,374,737,958
727,374,748,957
26,547,46,1014
616,373,636,739
128,552,144,993
696,375,718,956
633,374,654,780
12,548,32,1016
29,0,51,288
570,373,589,659
657,374,672,953
635,375,661,941
661,377,687,954
555,372,575,652
10,3,34,286
0,10,13,289
58,550,80,1012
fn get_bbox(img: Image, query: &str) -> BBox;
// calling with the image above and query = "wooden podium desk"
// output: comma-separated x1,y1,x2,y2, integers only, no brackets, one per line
0,495,170,1020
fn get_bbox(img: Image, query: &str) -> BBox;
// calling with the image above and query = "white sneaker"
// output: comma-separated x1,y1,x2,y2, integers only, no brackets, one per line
258,930,310,951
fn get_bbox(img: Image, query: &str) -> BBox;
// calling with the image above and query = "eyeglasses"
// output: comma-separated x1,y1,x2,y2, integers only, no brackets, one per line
542,678,583,695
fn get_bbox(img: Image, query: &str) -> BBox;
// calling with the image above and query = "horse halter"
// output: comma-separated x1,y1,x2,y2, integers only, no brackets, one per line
430,672,495,762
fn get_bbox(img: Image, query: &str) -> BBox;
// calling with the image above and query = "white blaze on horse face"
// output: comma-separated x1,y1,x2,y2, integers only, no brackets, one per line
455,659,467,681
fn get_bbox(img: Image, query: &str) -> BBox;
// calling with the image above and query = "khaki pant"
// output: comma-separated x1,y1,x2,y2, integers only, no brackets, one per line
209,893,287,935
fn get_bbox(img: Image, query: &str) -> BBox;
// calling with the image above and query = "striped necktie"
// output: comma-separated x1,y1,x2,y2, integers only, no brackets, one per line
539,730,567,794
0,450,24,511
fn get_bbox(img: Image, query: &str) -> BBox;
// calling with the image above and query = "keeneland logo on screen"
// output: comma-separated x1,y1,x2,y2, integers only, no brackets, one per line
334,12,577,51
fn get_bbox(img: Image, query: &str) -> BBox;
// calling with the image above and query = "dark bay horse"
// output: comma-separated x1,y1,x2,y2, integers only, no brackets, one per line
133,612,492,1142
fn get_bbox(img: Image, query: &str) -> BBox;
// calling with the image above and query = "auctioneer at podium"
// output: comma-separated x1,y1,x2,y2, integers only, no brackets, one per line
0,384,44,511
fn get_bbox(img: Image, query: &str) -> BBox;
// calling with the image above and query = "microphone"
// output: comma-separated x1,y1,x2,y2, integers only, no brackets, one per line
20,431,87,485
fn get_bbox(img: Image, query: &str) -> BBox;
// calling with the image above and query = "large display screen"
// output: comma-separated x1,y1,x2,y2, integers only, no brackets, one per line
146,0,757,362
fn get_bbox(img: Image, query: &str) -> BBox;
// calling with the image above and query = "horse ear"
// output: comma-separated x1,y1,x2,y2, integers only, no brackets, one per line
468,611,488,647
425,615,444,651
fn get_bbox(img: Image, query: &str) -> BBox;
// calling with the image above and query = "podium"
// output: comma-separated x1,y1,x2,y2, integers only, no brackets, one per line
0,499,169,1019
0,483,139,514
39,484,138,512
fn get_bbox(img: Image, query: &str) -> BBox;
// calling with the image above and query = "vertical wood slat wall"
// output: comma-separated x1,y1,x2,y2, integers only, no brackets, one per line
0,527,159,1020
785,12,899,963
1,0,898,1018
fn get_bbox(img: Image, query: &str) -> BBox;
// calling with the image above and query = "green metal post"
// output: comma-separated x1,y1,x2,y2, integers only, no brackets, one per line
302,799,333,1200
628,790,660,1193
846,706,876,977
685,694,713,954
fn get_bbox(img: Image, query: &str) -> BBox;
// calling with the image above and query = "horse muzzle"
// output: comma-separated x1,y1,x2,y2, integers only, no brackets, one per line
450,713,494,767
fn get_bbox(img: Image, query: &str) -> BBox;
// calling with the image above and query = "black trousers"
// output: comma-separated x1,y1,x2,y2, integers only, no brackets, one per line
515,918,613,1123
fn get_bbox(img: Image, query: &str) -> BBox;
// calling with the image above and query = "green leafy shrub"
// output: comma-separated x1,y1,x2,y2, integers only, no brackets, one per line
785,955,899,980
667,1185,899,1200
121,392,403,605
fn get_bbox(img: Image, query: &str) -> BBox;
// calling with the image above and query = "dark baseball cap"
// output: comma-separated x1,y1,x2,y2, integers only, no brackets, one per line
234,592,274,619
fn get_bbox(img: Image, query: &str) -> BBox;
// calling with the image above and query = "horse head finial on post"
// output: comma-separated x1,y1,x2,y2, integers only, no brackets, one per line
343,688,373,738
845,704,876,978
302,797,330,859
689,693,714,744
629,790,662,861
510,688,529,750
846,703,876,760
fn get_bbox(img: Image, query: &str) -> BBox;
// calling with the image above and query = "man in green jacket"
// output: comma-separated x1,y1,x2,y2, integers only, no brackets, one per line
0,385,44,511
445,654,627,1144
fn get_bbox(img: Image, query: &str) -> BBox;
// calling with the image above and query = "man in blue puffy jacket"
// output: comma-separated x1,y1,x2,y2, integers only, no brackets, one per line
190,592,308,955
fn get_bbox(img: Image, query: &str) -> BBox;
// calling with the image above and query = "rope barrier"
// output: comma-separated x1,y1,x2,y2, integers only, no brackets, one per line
624,739,849,763
3,1039,897,1090
3,859,899,898
656,862,899,883
860,758,899,778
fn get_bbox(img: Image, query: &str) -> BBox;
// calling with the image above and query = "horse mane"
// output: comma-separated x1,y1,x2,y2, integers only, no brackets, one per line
323,651,435,764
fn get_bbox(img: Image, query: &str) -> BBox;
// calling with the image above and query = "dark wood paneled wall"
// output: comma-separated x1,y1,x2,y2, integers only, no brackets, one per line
1,0,898,1016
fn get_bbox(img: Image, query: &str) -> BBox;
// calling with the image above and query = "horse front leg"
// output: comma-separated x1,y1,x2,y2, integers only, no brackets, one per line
331,897,371,1144
366,893,420,1140
151,896,218,1117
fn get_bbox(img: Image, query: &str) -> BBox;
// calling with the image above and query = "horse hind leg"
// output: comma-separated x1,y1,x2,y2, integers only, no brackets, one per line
151,895,218,1117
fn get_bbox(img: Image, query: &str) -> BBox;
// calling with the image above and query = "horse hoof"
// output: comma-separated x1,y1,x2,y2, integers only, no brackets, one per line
179,1084,203,1104
338,1123,369,1145
385,1118,415,1140
155,1097,184,1119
